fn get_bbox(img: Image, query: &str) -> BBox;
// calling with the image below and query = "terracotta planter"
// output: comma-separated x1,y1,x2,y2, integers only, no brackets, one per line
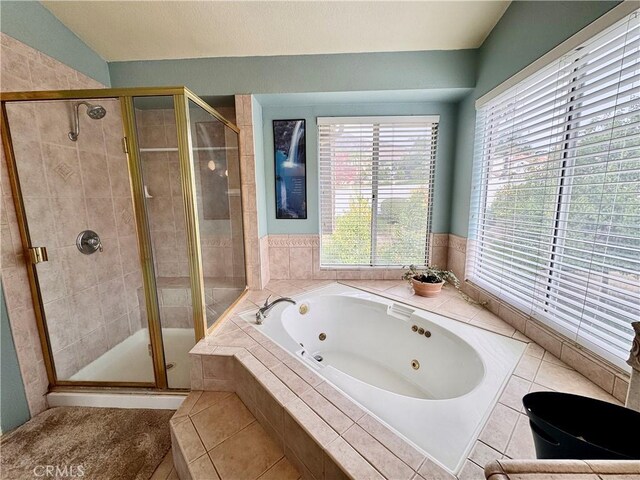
411,278,445,297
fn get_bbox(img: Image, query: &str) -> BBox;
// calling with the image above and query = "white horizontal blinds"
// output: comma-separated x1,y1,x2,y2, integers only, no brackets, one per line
318,116,438,267
467,58,570,315
319,120,374,266
548,12,640,363
468,10,640,369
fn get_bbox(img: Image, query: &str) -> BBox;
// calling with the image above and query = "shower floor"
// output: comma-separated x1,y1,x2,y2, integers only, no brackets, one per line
70,328,194,388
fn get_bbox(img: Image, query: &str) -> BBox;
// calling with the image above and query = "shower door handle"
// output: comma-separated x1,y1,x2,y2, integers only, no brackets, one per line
28,246,48,264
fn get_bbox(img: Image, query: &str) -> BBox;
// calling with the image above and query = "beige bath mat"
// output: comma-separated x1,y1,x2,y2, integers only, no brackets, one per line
0,406,174,480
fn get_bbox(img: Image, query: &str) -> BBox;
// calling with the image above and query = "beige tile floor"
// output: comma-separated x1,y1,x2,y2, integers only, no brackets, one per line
150,451,177,480
160,391,301,480
226,279,622,479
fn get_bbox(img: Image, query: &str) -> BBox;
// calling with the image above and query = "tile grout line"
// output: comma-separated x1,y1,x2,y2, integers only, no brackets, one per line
206,450,224,480
254,454,287,480
241,348,414,479
185,397,244,459
334,425,396,480
341,423,419,479
499,401,527,458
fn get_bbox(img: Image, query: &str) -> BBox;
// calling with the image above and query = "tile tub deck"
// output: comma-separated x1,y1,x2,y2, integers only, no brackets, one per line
176,279,626,480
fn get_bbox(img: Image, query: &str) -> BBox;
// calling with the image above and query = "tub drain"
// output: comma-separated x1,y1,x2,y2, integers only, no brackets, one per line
313,354,323,362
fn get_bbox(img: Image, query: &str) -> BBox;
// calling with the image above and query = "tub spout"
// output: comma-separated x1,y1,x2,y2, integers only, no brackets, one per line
255,295,296,324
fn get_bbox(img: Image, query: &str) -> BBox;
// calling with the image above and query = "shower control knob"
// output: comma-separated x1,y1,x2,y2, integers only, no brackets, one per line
76,230,103,255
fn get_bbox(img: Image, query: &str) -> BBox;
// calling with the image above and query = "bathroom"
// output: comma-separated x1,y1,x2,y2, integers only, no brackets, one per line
0,1,638,479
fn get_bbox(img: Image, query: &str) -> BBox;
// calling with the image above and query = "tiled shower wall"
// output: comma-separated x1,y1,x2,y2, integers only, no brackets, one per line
0,33,144,415
137,106,245,281
137,109,189,279
193,105,245,281
6,96,146,380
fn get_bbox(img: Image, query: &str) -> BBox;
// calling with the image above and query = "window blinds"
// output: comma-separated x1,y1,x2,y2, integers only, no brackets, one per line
318,116,439,267
468,10,639,369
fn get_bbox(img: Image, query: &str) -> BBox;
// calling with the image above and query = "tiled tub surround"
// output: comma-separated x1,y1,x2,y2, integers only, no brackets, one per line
266,234,450,281
263,227,634,409
247,283,526,474
446,234,632,405
0,32,141,412
182,279,625,480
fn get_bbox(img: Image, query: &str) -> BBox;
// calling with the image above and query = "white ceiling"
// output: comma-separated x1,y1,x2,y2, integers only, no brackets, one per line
41,1,510,62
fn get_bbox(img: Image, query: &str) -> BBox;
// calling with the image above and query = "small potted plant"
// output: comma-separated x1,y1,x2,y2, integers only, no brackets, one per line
402,264,460,298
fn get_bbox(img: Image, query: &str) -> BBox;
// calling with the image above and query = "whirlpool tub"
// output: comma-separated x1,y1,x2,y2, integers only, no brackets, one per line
240,283,525,474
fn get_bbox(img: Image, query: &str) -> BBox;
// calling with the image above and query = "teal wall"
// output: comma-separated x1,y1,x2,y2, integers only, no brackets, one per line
450,95,477,237
259,100,458,235
109,50,477,96
110,46,476,239
0,283,30,433
0,0,621,239
108,1,621,239
0,1,110,86
475,0,621,99
449,0,621,237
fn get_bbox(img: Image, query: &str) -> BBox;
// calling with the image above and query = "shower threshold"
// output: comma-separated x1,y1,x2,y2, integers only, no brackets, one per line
69,328,193,386
47,390,186,410
69,328,195,388
47,328,194,409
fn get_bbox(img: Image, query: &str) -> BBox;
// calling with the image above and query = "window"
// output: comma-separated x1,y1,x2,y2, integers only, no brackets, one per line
468,10,639,369
318,116,439,267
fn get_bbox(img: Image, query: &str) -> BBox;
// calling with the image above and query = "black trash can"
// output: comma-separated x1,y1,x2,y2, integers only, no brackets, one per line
523,391,640,460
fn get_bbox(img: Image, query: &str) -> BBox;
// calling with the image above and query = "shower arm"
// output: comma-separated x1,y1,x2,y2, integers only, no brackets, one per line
68,101,91,142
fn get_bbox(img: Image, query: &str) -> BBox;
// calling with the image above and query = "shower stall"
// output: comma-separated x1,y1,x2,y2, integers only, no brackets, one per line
0,87,246,390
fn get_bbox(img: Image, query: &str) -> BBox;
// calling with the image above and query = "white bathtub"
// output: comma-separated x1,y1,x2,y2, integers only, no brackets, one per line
241,283,525,474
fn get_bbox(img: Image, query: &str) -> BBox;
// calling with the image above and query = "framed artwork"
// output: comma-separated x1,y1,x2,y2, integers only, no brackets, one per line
273,119,307,219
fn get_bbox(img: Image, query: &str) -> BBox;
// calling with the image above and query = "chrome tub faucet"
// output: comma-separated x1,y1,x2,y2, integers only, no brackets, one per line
255,295,296,324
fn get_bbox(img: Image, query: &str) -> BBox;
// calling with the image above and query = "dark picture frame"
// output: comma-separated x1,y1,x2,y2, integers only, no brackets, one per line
273,119,307,219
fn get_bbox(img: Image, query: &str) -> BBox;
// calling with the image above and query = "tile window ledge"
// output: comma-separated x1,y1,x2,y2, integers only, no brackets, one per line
460,278,631,402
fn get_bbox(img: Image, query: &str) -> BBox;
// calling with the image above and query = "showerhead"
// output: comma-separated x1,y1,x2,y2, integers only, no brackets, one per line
68,101,107,141
86,104,106,120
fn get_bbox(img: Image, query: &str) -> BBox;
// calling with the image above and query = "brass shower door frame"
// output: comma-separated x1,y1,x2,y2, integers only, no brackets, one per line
0,86,247,391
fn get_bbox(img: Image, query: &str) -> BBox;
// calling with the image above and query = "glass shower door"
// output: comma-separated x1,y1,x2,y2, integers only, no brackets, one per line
4,98,155,384
132,96,197,388
187,99,246,329
2,87,247,390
